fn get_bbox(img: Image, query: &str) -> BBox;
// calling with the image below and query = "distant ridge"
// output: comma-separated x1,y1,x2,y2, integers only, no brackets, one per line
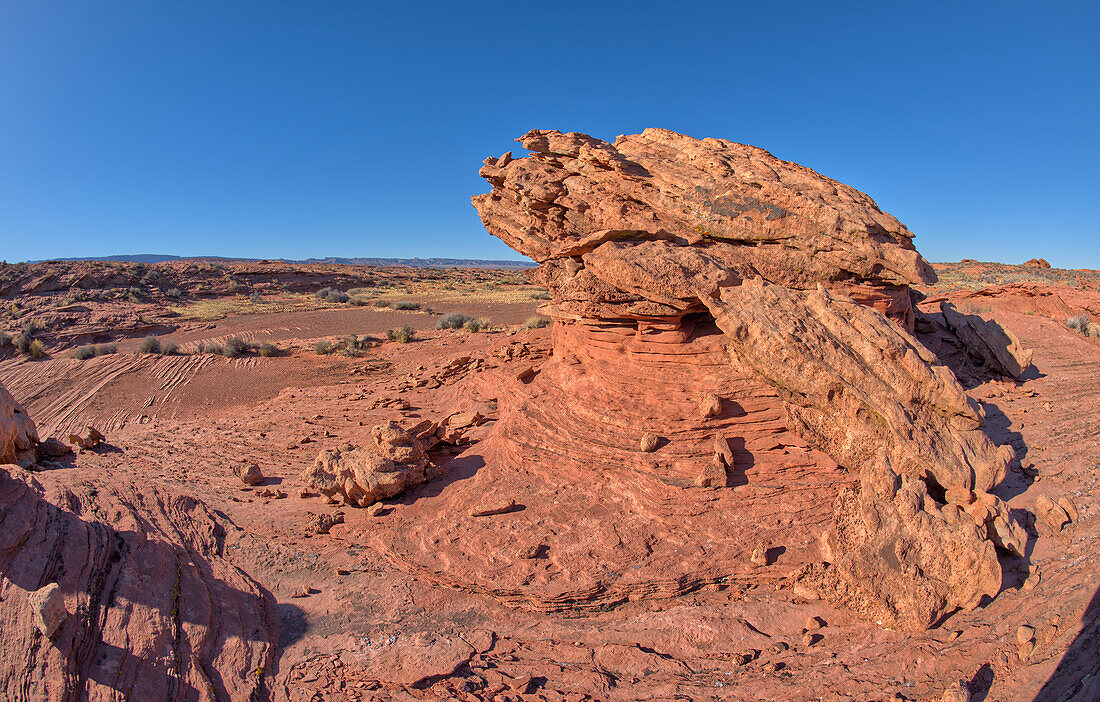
29,254,535,269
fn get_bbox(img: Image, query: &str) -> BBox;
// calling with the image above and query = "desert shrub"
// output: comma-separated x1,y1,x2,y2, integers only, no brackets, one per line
14,323,39,354
0,332,11,347
227,280,242,294
314,287,350,303
258,342,280,357
391,300,420,311
529,290,551,300
74,345,97,360
525,316,550,329
195,341,206,354
205,343,224,356
349,296,373,306
386,325,414,344
223,337,251,357
314,339,335,355
162,341,179,355
165,288,182,299
96,344,117,355
249,292,261,303
372,299,393,308
139,336,161,354
28,339,45,360
437,312,473,330
462,317,491,332
1066,314,1090,334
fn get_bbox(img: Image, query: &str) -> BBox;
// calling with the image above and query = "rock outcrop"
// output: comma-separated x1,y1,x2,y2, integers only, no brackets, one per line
0,383,276,701
301,421,431,507
940,301,1034,378
471,129,1024,629
0,383,37,467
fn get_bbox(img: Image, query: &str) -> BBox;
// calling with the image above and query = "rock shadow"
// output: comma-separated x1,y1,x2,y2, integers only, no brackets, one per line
1033,583,1100,701
722,436,752,488
398,452,486,506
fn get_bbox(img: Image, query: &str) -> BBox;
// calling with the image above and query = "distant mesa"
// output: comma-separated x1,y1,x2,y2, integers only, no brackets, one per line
27,254,535,269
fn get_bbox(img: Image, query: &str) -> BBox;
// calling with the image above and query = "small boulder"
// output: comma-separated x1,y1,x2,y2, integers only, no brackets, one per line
304,512,344,535
639,433,659,453
36,438,72,460
233,463,264,486
67,426,105,452
515,545,541,559
1034,495,1072,534
470,499,516,517
29,583,67,639
699,393,722,419
695,456,727,488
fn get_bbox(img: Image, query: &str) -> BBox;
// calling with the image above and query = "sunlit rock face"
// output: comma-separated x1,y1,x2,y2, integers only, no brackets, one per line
470,129,1022,630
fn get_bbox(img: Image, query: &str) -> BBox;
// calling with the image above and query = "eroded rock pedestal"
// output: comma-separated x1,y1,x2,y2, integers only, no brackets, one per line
470,128,1026,630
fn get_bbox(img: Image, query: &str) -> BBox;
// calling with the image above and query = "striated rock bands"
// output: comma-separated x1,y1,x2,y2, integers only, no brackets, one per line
473,129,1025,629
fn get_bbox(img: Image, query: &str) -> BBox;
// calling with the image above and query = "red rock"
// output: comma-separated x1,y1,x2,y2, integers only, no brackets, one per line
0,433,275,699
940,302,1033,378
299,422,429,507
468,129,1025,630
0,384,38,467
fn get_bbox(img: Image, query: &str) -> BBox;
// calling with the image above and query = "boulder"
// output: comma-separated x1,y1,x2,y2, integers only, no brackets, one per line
940,302,1033,378
300,421,429,507
0,384,38,467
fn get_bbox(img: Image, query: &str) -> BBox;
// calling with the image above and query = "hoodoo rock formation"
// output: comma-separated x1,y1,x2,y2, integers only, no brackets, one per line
472,128,1026,630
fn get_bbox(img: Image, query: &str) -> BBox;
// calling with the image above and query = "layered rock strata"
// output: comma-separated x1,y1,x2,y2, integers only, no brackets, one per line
471,128,1025,629
0,383,276,700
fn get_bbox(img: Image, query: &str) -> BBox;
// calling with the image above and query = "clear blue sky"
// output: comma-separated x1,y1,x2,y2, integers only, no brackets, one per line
2,1,1097,267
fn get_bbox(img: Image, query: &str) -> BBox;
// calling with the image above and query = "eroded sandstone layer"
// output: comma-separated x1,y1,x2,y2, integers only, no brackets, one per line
0,384,276,700
472,128,1026,629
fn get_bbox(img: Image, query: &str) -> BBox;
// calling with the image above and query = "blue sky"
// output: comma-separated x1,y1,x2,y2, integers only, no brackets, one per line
1,1,1097,267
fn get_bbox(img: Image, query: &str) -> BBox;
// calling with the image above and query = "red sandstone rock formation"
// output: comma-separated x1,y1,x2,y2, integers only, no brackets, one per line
301,421,433,507
0,383,38,467
0,383,276,700
471,128,1025,630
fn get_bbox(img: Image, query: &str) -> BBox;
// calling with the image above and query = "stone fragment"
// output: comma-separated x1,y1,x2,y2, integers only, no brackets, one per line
515,545,541,559
300,422,429,507
234,463,264,486
751,548,768,566
699,393,722,418
639,433,659,453
304,512,344,535
1034,495,1072,534
1016,625,1035,644
941,681,970,702
695,457,727,488
35,437,71,460
291,586,312,598
29,583,67,639
67,426,104,452
470,499,515,517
